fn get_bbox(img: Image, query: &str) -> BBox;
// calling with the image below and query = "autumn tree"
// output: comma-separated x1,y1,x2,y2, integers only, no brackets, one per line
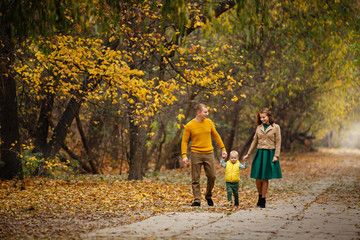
1,0,157,180
9,1,237,180
4,0,359,181
193,0,359,152
0,0,74,180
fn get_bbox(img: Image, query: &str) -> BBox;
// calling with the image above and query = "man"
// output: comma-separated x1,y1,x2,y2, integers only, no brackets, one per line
181,103,228,206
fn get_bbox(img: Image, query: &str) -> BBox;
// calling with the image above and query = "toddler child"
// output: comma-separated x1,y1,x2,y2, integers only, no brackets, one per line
220,150,248,206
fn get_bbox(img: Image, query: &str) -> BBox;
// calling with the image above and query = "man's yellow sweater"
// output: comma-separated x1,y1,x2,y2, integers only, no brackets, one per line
181,118,225,159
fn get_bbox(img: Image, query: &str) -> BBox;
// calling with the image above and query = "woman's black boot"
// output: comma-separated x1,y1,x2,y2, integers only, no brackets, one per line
257,194,262,207
260,197,266,208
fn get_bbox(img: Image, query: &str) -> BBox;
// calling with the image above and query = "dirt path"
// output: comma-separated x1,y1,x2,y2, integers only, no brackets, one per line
2,150,359,239
84,155,360,240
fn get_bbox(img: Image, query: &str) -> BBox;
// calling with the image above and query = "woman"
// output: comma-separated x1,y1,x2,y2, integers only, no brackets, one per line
243,108,282,208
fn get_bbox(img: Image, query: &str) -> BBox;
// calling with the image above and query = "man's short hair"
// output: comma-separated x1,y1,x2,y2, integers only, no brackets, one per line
195,103,207,113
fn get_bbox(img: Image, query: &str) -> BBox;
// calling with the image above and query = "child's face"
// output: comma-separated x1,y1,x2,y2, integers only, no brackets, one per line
230,154,238,163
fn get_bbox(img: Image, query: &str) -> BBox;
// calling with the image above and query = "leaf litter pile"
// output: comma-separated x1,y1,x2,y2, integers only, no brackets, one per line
1,149,359,239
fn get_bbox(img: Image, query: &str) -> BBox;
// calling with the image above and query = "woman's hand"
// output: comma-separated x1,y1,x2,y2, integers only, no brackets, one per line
272,156,278,162
243,154,248,161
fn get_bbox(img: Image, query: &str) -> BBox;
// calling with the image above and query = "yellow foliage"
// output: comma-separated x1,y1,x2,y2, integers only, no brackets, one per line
177,114,185,121
14,33,187,126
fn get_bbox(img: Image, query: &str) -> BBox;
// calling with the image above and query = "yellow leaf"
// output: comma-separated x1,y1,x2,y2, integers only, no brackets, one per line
177,114,185,120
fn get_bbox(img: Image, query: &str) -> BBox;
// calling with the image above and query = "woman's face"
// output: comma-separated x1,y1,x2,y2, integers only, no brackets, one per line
259,113,269,124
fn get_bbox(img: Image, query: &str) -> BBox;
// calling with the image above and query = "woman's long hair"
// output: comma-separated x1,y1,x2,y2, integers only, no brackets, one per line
256,108,275,125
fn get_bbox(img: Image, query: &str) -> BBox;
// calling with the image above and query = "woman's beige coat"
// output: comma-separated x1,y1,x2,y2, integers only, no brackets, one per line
247,123,281,158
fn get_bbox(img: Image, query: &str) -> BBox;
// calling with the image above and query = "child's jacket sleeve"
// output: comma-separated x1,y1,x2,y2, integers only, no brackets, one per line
239,162,248,169
220,159,227,168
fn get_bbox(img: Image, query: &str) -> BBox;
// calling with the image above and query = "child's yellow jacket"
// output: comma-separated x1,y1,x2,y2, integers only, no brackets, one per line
225,161,240,182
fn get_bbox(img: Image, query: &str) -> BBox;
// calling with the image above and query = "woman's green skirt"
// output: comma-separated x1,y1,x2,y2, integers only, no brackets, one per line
250,149,282,180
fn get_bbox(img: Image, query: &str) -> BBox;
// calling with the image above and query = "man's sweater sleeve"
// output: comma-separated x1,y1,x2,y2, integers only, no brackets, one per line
210,121,226,152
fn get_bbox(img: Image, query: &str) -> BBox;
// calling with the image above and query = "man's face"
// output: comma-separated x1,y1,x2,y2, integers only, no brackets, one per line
197,106,209,120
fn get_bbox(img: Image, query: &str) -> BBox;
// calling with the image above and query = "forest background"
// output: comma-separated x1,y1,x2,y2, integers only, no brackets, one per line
1,0,360,239
0,0,359,181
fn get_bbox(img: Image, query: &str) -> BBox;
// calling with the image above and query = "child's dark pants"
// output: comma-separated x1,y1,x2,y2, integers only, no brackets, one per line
226,182,239,204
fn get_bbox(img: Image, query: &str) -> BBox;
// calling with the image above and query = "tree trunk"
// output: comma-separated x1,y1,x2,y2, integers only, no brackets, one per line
34,95,54,152
119,120,128,175
61,143,92,173
110,121,120,162
225,103,242,153
154,122,167,171
75,114,99,174
0,27,22,180
238,128,255,158
43,97,82,160
156,95,196,171
165,140,181,169
85,112,105,170
128,116,147,180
